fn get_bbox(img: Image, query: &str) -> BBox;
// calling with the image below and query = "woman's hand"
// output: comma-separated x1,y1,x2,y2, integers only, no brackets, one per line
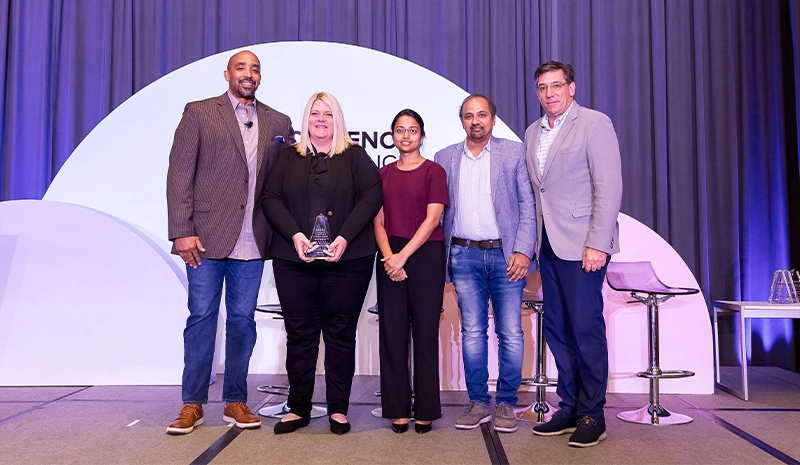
325,236,348,262
382,253,408,277
292,232,317,263
389,267,408,282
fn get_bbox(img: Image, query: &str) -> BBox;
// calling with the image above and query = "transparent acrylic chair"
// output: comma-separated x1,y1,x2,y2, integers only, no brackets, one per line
605,261,698,425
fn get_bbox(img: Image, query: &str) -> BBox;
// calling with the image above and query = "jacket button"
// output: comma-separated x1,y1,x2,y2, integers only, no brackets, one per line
327,211,333,216
540,188,545,193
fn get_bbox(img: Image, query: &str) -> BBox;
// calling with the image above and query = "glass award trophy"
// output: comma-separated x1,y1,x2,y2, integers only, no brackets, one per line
306,213,333,259
768,269,800,304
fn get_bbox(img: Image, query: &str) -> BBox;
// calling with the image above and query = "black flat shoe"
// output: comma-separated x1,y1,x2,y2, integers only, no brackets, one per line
391,422,409,434
329,417,351,435
415,422,432,434
273,416,310,434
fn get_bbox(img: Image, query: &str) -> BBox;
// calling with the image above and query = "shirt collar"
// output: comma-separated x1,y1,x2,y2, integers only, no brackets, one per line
462,138,492,159
541,101,575,130
227,91,256,110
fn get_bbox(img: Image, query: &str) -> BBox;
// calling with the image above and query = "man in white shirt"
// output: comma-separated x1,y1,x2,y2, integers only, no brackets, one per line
435,94,536,433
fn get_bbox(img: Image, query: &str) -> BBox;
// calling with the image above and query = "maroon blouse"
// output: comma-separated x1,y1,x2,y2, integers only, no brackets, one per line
379,159,449,241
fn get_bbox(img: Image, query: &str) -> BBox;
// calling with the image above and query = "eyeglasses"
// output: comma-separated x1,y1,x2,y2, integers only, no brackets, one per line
394,126,421,135
537,81,569,94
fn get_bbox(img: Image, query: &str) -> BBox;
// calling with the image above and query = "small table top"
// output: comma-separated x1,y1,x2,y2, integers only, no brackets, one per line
714,300,800,318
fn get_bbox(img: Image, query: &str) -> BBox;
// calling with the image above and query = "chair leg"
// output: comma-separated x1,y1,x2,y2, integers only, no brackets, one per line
618,295,693,425
516,303,557,423
256,384,328,419
257,401,328,419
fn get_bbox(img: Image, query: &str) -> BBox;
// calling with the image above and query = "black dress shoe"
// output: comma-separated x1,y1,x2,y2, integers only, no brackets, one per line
273,416,310,434
415,422,432,434
329,417,351,435
391,422,409,434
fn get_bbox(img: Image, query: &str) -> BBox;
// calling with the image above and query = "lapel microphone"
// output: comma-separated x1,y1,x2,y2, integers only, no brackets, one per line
244,121,253,128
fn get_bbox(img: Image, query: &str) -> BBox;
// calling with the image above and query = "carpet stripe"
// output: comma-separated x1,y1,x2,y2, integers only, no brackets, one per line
0,386,91,427
481,423,509,465
189,427,243,465
698,410,800,465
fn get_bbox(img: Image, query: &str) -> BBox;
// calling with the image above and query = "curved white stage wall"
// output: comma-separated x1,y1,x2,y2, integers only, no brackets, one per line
0,42,712,393
0,200,187,385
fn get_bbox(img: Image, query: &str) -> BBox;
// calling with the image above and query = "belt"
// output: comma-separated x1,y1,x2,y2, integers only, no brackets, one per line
451,237,502,250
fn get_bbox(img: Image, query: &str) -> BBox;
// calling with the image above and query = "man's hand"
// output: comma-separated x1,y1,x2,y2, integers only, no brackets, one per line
582,247,608,272
506,252,531,282
325,236,348,262
292,232,316,263
175,236,205,269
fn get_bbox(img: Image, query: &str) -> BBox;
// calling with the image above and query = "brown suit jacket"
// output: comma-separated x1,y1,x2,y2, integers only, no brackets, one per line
167,93,295,259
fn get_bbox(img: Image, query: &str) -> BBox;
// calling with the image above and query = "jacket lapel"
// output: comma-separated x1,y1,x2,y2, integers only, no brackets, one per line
449,143,464,210
325,148,343,209
530,124,544,183
294,150,313,222
541,103,579,180
489,136,500,200
217,93,247,165
256,101,270,178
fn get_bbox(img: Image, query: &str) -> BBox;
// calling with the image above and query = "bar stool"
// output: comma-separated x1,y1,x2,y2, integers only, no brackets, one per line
605,261,698,425
367,304,393,418
514,289,558,424
254,304,327,419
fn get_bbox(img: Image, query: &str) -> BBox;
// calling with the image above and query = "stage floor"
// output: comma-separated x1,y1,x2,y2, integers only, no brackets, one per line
0,367,798,465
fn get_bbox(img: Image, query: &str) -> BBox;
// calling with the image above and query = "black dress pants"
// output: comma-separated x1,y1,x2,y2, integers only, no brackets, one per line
377,239,445,421
273,256,373,418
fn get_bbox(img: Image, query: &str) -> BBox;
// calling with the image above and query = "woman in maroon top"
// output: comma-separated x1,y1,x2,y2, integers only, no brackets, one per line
373,109,448,434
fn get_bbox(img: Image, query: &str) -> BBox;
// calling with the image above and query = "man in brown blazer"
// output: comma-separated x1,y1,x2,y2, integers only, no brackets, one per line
165,50,295,434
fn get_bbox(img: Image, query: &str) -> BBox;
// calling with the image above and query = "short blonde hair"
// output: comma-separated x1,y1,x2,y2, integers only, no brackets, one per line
295,91,354,156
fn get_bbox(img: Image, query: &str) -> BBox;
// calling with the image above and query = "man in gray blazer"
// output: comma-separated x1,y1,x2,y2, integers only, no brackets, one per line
165,50,295,435
525,61,622,447
435,94,536,433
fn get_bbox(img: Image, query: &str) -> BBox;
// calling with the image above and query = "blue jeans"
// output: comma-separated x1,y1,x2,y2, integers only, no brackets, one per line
181,258,263,404
450,245,525,407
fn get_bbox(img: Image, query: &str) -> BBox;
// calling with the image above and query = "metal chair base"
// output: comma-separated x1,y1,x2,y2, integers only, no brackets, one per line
617,404,692,425
515,400,556,423
257,384,289,396
258,401,328,419
371,406,415,420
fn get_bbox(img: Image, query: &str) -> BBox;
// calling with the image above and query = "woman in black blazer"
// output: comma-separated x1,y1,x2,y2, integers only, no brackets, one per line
262,91,382,435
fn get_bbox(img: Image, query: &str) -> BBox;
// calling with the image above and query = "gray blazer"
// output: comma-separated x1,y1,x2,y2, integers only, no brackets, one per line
435,136,536,283
524,102,623,261
167,93,295,259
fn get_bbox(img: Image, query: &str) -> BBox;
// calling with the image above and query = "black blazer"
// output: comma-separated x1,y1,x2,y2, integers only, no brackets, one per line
261,144,383,262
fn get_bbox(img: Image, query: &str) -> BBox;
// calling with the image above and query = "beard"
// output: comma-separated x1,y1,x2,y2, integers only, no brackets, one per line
235,79,257,99
469,124,486,138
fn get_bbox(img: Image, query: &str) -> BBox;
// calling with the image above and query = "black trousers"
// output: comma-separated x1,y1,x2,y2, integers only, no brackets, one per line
272,256,373,418
377,239,445,421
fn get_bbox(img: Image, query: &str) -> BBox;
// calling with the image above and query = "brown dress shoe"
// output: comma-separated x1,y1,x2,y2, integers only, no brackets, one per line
166,404,204,434
223,402,261,429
